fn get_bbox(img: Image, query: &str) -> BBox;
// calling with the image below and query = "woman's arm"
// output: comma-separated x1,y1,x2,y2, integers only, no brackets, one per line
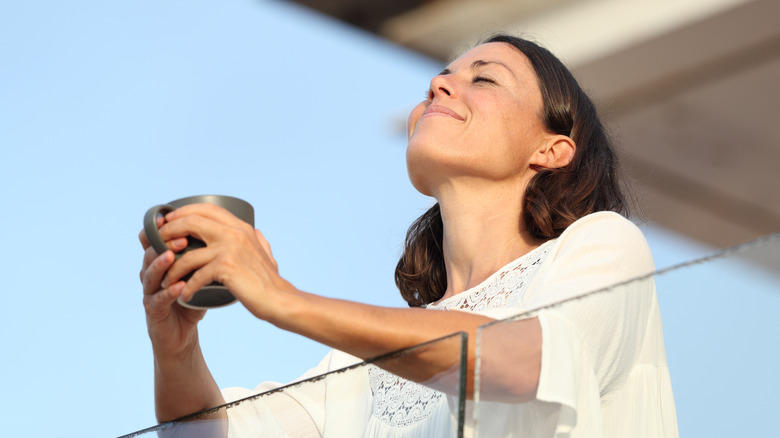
152,333,225,423
140,227,227,423
156,203,542,398
271,290,541,397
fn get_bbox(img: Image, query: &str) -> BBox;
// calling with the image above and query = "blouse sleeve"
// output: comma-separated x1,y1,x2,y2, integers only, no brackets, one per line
475,212,663,437
533,212,659,434
220,349,367,438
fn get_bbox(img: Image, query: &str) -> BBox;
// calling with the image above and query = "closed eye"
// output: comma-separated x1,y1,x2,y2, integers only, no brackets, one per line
473,76,496,84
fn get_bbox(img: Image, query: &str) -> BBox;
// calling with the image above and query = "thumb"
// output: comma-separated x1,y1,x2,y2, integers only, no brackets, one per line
255,229,278,269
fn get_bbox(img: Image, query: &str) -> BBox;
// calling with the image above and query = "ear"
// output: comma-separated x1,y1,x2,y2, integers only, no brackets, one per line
529,135,576,170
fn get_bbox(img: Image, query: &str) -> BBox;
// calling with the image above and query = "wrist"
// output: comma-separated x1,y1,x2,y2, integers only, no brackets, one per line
152,333,202,369
260,280,307,330
241,275,301,322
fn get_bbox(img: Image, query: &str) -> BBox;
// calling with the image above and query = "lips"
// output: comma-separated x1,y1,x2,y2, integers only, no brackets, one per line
421,104,464,121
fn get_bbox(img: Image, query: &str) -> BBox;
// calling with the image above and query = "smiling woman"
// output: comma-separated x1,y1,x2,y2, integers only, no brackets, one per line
139,34,678,437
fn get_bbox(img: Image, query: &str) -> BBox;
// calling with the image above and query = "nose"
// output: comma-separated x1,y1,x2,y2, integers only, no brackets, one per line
428,74,454,100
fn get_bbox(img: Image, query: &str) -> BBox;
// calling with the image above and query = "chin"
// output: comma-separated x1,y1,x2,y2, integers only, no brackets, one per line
407,149,454,198
405,147,436,197
406,159,435,197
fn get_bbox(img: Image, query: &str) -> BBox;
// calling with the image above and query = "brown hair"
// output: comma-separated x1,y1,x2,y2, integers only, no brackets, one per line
395,34,629,307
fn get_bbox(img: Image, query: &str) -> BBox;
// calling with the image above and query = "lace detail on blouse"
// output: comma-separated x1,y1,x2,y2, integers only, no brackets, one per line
368,242,554,428
427,242,553,312
368,366,443,427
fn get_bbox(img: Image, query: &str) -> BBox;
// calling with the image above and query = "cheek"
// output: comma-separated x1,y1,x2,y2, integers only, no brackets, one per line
407,102,426,139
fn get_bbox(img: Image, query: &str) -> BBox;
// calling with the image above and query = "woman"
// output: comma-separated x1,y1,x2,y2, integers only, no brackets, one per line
140,35,678,437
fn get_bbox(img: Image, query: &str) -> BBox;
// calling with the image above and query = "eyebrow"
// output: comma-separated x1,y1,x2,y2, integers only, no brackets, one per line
439,60,515,77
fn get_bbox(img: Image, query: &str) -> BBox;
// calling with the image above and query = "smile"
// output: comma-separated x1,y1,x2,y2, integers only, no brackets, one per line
421,105,464,121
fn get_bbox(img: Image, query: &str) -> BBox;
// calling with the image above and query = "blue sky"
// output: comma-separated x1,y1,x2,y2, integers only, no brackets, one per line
1,1,778,436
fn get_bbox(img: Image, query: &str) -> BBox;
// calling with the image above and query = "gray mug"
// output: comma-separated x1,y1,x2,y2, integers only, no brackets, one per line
143,195,255,309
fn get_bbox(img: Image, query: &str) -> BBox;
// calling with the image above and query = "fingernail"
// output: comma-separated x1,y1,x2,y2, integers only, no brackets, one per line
161,277,169,288
178,286,189,302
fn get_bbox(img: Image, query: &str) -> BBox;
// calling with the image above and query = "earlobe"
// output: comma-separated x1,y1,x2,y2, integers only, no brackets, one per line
531,135,576,170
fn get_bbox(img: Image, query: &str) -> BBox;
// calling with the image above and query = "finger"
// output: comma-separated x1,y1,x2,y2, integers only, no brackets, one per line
166,203,250,229
157,214,223,245
144,281,185,318
139,215,167,249
141,245,160,275
141,237,187,276
139,238,188,286
168,237,189,252
141,246,159,287
139,229,149,248
161,246,216,289
142,250,175,295
178,261,225,304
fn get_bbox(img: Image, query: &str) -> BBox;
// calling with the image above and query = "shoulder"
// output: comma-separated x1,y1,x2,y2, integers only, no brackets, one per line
550,211,652,265
525,212,655,309
558,211,645,244
528,212,655,302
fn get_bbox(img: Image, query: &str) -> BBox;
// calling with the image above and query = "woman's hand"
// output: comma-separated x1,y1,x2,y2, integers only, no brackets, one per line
153,203,296,322
139,218,207,359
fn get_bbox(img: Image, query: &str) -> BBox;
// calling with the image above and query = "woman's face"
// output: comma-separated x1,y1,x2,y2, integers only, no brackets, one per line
406,42,551,196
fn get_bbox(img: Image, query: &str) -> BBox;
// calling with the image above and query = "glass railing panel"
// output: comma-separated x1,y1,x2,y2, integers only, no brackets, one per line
649,233,780,436
119,331,467,438
473,233,780,437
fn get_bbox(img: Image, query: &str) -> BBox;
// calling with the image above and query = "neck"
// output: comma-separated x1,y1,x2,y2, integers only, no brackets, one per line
434,177,542,302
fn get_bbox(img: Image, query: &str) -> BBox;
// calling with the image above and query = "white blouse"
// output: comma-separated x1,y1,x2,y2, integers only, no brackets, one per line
221,211,679,437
